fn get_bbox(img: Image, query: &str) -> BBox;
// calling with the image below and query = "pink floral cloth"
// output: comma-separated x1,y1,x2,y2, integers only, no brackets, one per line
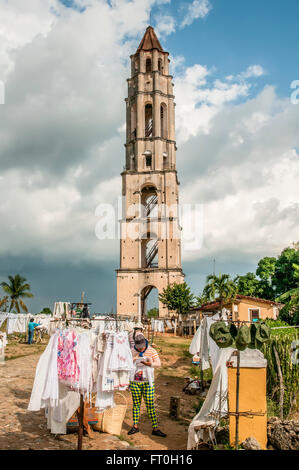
57,330,80,388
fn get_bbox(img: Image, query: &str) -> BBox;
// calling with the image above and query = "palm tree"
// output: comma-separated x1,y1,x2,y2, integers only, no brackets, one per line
203,273,237,317
0,296,9,312
0,274,34,313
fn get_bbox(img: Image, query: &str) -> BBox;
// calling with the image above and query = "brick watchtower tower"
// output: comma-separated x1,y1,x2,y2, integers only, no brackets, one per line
116,26,184,320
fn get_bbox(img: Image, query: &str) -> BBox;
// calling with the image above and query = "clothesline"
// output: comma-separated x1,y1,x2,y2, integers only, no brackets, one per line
28,326,135,438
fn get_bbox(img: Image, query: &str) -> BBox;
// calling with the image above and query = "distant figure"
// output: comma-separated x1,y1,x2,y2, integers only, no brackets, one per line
28,318,40,345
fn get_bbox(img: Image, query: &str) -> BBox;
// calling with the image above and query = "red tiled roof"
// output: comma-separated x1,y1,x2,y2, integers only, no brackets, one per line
136,26,164,53
191,294,283,312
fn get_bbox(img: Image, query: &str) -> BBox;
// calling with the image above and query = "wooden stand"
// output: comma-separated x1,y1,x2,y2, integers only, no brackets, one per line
169,396,180,420
76,395,95,450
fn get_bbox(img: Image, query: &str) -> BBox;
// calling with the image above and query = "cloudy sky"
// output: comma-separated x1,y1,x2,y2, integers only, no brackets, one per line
0,0,298,313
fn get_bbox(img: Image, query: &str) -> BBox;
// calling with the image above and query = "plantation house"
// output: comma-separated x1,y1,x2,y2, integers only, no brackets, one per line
192,295,283,322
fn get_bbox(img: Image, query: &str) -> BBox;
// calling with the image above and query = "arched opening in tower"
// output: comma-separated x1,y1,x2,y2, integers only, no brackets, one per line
141,232,158,269
140,285,159,320
160,103,167,139
146,58,152,73
131,102,137,140
145,104,153,137
158,58,163,73
141,185,158,218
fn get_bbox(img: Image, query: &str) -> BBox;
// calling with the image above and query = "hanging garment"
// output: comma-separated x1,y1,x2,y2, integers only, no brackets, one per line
46,382,80,434
187,347,235,450
0,313,9,329
189,324,202,355
28,333,60,411
199,317,210,371
6,315,18,334
57,330,80,389
53,302,70,319
95,390,114,411
108,332,134,371
77,331,93,402
112,370,131,390
98,332,115,392
14,315,28,333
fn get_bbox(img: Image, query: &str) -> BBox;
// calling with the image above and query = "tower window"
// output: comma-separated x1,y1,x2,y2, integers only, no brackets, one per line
146,58,152,73
158,59,163,72
160,104,167,139
145,104,153,137
146,155,152,167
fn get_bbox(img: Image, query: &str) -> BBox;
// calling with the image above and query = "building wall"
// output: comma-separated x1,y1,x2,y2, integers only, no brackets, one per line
235,299,277,322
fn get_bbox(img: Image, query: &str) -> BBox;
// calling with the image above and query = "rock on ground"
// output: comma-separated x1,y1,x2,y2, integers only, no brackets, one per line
241,437,261,450
267,417,299,450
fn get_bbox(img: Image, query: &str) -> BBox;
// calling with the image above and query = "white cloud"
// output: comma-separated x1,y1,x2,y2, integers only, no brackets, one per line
179,87,299,263
180,0,212,28
175,64,251,143
241,64,266,79
154,14,176,38
0,0,298,276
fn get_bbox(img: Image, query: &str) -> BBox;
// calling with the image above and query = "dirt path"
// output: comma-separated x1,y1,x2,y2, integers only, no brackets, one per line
0,335,199,450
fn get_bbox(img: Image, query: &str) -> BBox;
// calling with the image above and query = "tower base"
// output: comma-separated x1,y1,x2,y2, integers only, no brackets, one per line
116,268,184,320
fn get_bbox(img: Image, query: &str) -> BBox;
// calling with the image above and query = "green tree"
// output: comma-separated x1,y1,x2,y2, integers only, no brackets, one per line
40,307,52,315
0,296,9,312
195,291,209,307
276,263,299,325
159,282,195,316
273,244,299,297
203,274,237,315
147,307,159,318
0,274,34,313
234,272,264,297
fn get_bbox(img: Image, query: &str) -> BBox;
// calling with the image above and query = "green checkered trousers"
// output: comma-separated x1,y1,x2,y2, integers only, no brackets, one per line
129,381,158,428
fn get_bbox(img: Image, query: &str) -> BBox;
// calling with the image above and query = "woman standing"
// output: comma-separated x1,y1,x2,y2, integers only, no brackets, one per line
128,334,166,437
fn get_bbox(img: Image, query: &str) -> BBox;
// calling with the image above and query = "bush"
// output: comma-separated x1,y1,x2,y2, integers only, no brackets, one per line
262,328,299,418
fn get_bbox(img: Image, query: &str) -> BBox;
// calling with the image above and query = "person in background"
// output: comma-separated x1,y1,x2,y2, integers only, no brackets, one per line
28,318,40,345
128,334,167,438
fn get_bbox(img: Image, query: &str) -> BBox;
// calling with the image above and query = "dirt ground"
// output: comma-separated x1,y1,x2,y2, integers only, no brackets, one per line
0,333,201,450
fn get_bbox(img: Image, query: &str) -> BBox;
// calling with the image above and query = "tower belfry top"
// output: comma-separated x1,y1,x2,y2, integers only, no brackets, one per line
136,25,164,53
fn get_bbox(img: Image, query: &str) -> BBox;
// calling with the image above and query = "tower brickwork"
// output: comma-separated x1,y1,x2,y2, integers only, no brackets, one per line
116,26,184,320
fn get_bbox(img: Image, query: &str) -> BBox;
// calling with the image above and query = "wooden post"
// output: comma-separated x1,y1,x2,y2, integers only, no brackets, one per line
77,394,84,450
169,396,180,420
273,346,284,419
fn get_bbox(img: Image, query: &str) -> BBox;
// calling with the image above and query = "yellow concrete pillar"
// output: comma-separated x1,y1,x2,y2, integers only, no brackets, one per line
227,350,267,449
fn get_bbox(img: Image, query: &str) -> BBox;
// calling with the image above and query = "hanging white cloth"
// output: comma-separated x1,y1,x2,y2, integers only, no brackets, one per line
53,302,70,319
46,382,80,434
0,313,9,329
7,315,18,334
199,317,210,371
187,347,235,449
28,333,59,411
189,324,202,355
109,332,134,371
